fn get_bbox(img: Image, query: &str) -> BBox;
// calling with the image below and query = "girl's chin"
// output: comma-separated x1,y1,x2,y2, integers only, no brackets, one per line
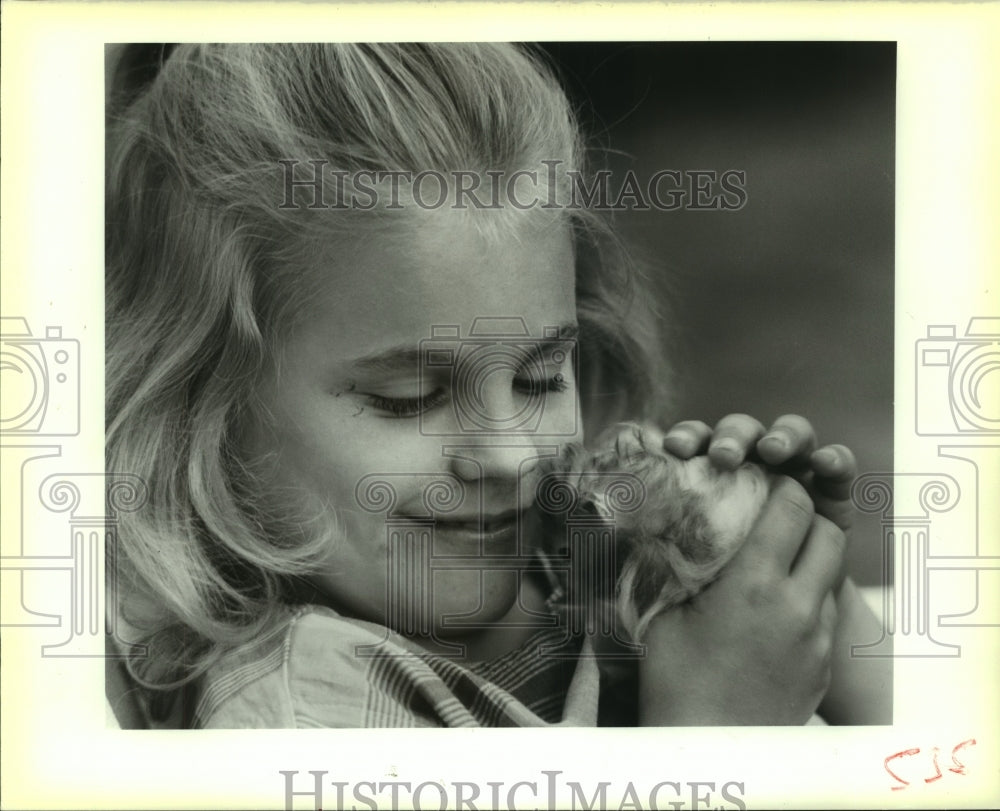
311,568,526,647
429,569,523,630
380,570,545,660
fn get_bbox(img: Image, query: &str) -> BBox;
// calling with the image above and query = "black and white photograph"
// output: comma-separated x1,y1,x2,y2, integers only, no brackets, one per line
102,40,894,732
2,3,998,810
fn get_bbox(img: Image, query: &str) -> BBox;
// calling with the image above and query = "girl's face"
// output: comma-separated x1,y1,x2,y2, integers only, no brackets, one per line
245,211,582,644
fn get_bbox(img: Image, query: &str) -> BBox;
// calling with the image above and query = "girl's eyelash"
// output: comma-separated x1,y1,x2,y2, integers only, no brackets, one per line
364,374,570,418
513,373,569,395
365,387,449,418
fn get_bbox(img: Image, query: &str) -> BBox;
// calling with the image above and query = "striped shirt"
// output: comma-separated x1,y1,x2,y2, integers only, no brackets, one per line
192,604,602,728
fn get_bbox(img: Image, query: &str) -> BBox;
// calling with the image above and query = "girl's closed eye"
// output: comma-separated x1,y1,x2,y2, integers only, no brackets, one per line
363,386,449,418
359,361,573,419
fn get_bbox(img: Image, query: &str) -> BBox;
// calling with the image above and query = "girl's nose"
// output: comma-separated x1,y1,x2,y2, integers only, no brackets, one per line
444,443,555,519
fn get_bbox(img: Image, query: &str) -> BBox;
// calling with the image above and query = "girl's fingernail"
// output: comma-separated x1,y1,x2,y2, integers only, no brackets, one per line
664,429,689,445
762,432,788,450
813,448,838,466
712,437,741,458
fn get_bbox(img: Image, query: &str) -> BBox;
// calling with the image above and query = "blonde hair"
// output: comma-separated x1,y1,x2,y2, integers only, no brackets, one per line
105,43,670,708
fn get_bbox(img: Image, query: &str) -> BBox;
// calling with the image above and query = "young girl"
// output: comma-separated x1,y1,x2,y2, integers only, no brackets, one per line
106,43,888,728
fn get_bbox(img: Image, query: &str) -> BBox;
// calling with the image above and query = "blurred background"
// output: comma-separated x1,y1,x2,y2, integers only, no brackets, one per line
541,42,895,585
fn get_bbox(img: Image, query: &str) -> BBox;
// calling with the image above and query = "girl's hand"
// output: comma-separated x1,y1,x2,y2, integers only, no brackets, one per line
662,413,857,536
638,476,845,725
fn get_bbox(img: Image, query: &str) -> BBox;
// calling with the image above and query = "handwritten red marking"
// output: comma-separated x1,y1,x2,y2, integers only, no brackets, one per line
924,747,943,784
949,738,977,775
885,739,977,790
885,748,920,791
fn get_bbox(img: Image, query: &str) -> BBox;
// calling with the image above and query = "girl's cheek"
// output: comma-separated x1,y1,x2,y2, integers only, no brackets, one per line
342,425,449,483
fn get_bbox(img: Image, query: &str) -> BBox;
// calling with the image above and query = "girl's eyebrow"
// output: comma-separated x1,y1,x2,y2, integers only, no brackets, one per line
346,322,580,374
348,347,423,375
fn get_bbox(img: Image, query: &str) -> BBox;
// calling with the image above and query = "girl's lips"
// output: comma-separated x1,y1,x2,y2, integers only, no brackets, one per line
436,510,519,531
431,509,526,549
